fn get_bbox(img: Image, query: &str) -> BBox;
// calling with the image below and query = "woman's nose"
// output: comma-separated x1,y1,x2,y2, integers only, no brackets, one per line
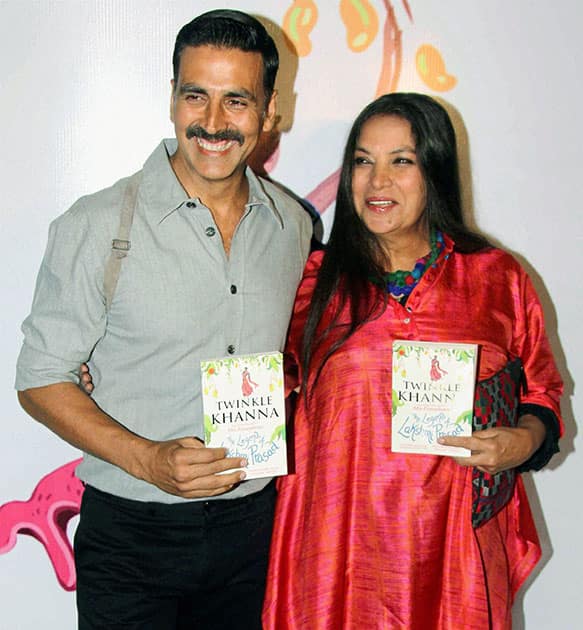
371,166,393,189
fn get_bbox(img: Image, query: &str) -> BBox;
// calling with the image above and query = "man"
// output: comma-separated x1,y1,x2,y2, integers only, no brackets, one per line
16,10,312,629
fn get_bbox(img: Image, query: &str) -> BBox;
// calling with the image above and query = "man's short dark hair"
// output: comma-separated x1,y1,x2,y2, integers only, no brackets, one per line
173,10,279,102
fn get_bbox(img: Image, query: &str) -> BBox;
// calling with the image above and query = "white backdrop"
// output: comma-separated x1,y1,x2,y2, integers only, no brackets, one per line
1,1,581,628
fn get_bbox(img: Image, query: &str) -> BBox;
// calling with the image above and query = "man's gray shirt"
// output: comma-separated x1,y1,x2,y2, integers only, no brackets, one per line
16,139,312,502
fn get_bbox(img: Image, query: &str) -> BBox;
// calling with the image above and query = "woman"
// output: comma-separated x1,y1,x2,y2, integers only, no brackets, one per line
262,93,563,629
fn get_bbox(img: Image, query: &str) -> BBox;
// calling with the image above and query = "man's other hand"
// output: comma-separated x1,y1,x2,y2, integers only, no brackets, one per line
137,437,248,499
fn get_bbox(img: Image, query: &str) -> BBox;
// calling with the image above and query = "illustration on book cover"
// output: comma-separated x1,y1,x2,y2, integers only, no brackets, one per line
392,340,478,456
201,351,287,479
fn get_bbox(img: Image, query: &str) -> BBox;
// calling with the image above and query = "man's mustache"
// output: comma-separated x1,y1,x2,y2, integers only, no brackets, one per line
186,125,244,146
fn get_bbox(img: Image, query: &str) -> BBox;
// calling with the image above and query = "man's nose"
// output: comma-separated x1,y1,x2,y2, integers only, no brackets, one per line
202,100,226,134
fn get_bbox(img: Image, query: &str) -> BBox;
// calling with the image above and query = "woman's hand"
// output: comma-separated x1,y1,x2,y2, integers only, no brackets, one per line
438,414,546,474
79,363,94,394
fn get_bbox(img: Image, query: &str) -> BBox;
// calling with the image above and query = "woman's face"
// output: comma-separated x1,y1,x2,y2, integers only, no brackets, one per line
351,115,427,249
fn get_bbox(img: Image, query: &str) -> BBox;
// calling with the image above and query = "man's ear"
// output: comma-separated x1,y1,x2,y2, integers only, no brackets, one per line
169,79,176,123
262,89,278,133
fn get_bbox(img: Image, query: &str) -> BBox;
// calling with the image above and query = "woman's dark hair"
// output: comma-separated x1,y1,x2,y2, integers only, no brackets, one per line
172,10,279,103
301,92,490,396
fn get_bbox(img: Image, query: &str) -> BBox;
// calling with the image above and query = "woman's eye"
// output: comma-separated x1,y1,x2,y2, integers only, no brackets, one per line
394,157,414,165
354,156,370,166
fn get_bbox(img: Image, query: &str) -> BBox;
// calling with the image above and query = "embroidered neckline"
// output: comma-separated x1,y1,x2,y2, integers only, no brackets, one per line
371,230,445,299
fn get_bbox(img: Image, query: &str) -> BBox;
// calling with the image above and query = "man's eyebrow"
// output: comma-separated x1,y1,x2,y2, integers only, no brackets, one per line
178,84,207,95
224,89,257,103
178,84,257,103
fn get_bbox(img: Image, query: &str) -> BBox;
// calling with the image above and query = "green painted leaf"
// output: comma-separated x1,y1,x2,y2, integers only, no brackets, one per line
203,414,217,443
455,410,473,426
392,389,404,412
270,424,286,442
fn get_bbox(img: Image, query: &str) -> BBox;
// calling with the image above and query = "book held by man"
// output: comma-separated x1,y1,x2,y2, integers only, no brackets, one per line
391,340,478,456
200,351,287,479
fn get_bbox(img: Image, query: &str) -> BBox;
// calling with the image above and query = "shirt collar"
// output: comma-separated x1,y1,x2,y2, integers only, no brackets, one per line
244,166,284,229
140,138,284,228
139,139,189,222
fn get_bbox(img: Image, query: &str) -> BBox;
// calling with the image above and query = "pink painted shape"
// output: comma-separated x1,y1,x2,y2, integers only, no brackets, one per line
305,167,340,215
0,458,84,591
264,144,280,173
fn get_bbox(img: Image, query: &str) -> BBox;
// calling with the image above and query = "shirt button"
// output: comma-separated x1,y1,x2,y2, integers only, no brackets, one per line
186,201,196,208
230,285,237,295
227,345,236,355
205,227,216,237
406,306,413,313
404,318,411,324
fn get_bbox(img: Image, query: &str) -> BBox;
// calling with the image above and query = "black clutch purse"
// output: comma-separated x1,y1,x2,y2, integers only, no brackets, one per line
471,357,523,528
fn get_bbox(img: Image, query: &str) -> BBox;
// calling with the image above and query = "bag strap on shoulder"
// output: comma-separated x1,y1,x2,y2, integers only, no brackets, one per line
103,171,141,311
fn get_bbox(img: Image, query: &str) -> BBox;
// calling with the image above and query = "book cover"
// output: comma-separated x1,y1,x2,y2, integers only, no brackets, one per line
200,351,287,480
391,340,478,457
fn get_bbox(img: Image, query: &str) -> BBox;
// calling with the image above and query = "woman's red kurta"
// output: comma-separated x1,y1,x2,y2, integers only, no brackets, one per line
263,237,563,630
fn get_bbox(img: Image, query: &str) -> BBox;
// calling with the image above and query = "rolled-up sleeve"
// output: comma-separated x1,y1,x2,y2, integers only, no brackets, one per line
15,202,107,390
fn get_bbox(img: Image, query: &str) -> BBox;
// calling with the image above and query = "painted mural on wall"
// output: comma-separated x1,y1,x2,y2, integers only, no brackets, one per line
0,0,456,591
0,460,83,590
